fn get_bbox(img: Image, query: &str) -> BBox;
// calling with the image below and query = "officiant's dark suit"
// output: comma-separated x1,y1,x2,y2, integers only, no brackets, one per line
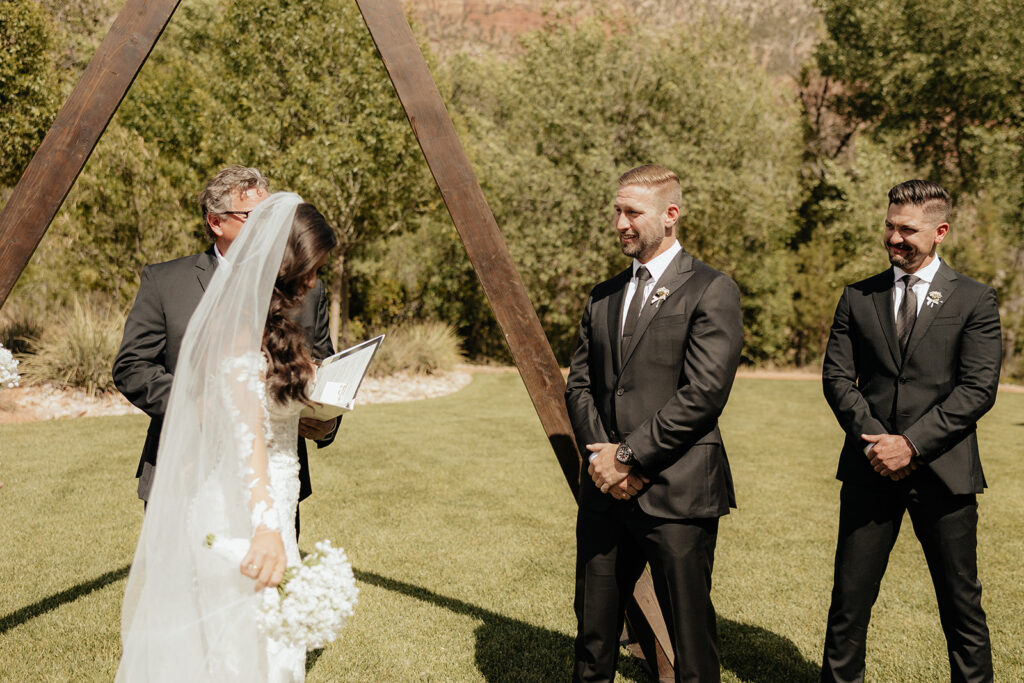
820,180,1001,682
113,166,336,506
566,165,743,682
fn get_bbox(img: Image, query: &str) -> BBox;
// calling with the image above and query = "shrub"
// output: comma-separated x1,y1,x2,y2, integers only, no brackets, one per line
18,299,124,395
370,321,464,377
0,311,44,355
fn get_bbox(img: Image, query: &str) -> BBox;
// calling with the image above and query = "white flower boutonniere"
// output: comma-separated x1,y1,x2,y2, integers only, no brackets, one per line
926,291,943,308
650,287,671,307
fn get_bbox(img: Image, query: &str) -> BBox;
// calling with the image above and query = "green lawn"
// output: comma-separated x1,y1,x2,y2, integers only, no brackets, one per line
1,374,1021,681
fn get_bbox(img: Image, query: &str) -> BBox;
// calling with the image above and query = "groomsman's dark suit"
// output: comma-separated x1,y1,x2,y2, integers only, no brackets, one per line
566,247,743,682
113,247,335,503
820,257,1001,681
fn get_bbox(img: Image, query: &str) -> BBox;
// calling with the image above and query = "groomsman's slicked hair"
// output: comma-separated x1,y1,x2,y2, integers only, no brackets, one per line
198,165,270,241
888,179,952,224
618,164,683,209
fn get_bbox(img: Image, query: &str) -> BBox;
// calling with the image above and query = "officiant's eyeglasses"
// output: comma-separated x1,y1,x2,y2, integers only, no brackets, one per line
221,210,253,222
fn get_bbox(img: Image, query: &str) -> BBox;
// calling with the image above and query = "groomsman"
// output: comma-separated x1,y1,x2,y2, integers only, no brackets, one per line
113,166,337,521
820,179,1002,682
566,164,744,681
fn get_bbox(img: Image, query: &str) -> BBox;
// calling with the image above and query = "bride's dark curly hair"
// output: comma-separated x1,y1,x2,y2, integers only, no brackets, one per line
263,203,337,405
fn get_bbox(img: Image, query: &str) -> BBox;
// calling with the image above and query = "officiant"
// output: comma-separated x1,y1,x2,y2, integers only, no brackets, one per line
112,165,338,532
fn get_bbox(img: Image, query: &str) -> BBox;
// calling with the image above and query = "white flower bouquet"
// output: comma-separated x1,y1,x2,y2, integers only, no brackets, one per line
0,342,19,389
205,535,358,650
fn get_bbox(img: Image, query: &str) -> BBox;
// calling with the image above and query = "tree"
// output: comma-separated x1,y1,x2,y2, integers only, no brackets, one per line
0,0,60,189
442,15,804,363
209,0,437,346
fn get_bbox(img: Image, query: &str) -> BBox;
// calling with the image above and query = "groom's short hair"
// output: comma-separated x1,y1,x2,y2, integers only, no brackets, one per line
198,166,270,241
618,164,683,211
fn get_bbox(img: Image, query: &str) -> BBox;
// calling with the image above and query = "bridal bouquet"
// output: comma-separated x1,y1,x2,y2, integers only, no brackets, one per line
0,343,19,389
206,535,359,650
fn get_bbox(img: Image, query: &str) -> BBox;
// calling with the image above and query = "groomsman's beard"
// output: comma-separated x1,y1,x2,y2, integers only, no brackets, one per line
887,242,935,270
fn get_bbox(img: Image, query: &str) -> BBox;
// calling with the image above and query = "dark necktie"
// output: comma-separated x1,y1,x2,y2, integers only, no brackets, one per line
897,274,921,355
621,266,651,352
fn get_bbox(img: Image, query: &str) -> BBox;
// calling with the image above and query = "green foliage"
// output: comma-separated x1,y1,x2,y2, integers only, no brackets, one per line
370,321,464,377
444,15,804,363
203,0,438,344
0,0,60,187
17,298,124,395
816,0,1024,193
791,138,913,364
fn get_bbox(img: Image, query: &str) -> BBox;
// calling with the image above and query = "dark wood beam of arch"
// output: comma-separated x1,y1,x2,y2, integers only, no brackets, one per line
0,0,182,308
354,2,675,678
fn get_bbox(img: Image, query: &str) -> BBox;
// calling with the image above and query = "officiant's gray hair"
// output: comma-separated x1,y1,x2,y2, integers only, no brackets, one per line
198,165,270,241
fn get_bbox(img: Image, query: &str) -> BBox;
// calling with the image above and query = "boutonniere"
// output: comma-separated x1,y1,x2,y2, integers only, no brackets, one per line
650,287,670,307
926,291,943,308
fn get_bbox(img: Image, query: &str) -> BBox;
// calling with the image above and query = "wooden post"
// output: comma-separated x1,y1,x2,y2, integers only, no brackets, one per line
0,0,182,308
354,2,675,678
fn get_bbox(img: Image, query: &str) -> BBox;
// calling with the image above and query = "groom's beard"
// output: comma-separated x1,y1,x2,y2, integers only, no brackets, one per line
619,230,662,260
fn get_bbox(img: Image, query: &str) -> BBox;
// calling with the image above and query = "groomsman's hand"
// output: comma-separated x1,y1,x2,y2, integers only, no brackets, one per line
862,433,914,477
586,442,632,493
299,417,338,441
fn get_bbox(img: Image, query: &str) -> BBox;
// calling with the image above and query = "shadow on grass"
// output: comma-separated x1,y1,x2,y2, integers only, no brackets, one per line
719,617,820,682
0,564,130,635
352,568,647,681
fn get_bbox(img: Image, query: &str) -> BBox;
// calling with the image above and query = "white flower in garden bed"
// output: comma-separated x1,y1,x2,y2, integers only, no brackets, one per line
0,343,20,388
206,534,358,650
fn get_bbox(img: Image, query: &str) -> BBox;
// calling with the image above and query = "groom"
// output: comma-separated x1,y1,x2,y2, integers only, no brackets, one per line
113,166,338,525
565,164,743,681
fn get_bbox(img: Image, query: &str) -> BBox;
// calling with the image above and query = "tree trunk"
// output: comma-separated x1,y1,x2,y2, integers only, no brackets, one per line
328,250,349,350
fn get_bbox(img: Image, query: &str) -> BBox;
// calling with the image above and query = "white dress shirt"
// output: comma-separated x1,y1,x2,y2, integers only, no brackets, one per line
892,256,941,319
620,240,682,336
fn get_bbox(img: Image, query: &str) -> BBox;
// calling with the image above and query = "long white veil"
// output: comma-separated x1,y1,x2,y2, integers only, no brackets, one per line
117,192,303,681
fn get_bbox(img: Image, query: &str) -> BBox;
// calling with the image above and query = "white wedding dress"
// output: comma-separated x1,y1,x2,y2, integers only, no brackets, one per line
117,194,311,682
240,352,306,683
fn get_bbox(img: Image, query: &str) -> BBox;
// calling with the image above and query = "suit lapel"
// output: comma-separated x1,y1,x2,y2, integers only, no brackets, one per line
607,269,629,374
196,248,218,292
872,274,901,366
621,250,695,368
903,262,958,362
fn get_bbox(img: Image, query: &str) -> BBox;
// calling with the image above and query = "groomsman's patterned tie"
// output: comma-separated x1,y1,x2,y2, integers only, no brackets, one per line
897,274,922,355
622,266,651,353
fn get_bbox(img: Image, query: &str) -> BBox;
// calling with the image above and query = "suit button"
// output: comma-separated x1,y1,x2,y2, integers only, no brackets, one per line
898,377,907,384
616,388,624,396
609,430,618,440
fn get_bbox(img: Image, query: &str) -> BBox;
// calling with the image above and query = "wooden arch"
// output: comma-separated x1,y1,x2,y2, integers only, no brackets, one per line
0,1,673,678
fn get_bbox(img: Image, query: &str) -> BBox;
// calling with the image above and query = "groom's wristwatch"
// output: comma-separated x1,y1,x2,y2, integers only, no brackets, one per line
615,443,638,466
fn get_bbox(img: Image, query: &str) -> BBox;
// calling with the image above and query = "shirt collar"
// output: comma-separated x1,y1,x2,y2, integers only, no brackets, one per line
634,240,682,284
894,256,941,285
213,243,227,265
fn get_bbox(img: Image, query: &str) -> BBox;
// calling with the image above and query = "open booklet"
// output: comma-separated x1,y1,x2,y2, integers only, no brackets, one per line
300,334,385,420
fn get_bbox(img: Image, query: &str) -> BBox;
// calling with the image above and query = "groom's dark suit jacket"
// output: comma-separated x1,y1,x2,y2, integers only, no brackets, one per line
566,249,743,518
113,247,335,501
822,261,1002,494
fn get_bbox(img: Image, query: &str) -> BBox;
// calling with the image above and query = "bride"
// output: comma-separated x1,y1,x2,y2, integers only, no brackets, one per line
117,193,337,681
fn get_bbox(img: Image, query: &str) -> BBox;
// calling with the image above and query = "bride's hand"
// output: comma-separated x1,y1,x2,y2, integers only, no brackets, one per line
241,529,287,591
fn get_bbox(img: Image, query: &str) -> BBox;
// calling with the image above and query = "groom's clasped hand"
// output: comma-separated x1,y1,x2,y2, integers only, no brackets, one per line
585,441,649,500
